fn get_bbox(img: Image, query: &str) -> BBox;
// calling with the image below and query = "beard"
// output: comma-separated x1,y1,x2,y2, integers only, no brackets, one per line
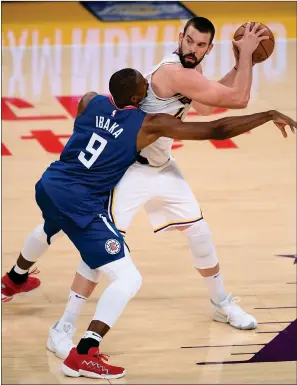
177,46,206,69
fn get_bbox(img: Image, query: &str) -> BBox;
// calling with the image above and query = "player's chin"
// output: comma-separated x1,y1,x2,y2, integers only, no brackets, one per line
182,59,196,68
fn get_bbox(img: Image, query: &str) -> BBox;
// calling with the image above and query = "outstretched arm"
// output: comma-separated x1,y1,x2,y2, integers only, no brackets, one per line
173,111,296,140
138,110,296,149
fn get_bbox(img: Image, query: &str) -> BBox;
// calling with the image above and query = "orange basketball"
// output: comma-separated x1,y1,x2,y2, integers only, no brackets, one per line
233,22,275,64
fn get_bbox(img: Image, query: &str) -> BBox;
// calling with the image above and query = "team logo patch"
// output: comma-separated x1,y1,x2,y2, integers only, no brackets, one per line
105,239,121,255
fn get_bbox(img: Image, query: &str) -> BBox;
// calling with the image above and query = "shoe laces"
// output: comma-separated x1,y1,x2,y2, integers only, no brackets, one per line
29,267,40,276
222,296,246,321
94,350,110,362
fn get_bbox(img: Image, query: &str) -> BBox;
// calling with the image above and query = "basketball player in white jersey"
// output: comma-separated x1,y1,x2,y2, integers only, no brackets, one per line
3,18,275,359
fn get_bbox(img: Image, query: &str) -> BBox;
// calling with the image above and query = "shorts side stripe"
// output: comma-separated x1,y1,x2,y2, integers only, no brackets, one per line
153,215,203,233
108,188,126,234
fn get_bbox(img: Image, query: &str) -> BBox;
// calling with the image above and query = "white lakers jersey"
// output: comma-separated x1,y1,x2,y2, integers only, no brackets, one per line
139,53,192,166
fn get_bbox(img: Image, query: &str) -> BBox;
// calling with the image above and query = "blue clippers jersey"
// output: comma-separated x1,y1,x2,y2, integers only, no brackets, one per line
40,95,146,228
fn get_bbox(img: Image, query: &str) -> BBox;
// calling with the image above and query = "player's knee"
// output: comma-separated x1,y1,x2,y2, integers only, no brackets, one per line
34,223,63,244
115,264,142,298
129,268,142,297
99,254,142,299
33,224,48,243
182,219,218,269
77,261,100,283
21,224,54,261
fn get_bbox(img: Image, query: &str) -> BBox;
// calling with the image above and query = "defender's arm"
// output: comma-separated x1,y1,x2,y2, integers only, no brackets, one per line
137,111,296,150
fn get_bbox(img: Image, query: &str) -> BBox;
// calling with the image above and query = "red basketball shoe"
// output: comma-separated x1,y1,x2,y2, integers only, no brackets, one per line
62,347,126,379
1,268,40,302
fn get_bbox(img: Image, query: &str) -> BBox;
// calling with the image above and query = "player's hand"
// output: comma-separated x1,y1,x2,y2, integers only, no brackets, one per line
233,22,269,55
271,110,296,138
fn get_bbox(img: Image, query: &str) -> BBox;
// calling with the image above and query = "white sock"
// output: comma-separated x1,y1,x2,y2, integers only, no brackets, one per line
58,290,87,327
204,272,227,305
14,264,28,275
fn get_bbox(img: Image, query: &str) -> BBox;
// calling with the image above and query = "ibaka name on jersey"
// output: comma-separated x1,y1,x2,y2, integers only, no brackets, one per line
96,116,124,139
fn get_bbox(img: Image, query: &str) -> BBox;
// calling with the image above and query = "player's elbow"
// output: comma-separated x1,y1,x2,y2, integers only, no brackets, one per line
229,96,249,109
236,91,250,108
228,91,250,109
238,97,249,109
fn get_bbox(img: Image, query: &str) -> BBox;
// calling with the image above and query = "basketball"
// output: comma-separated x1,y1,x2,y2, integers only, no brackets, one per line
233,22,275,64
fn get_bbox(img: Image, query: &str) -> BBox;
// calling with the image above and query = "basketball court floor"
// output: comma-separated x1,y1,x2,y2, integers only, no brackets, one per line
2,36,296,384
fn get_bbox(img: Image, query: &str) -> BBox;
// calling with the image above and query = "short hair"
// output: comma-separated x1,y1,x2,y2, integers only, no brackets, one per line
109,68,139,104
183,16,215,44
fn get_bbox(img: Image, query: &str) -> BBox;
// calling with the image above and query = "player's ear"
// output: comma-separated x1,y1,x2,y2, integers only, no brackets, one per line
178,32,184,45
130,95,138,106
206,43,214,55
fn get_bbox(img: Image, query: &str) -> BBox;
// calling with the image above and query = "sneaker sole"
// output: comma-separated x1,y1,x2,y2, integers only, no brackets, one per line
62,364,126,379
213,315,257,330
1,287,40,303
1,294,12,302
212,312,229,324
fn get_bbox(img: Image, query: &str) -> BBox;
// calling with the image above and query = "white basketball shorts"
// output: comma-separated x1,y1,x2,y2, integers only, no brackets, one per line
107,159,203,234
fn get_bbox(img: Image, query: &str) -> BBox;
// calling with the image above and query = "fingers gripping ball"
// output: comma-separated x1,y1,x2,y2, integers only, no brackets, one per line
234,22,275,63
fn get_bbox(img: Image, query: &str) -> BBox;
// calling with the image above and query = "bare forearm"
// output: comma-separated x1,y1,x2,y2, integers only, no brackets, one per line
152,109,295,143
209,111,273,140
169,111,273,141
233,51,253,105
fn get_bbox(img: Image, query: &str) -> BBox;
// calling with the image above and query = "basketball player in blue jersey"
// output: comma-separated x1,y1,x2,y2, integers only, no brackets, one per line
38,19,287,346
2,65,296,378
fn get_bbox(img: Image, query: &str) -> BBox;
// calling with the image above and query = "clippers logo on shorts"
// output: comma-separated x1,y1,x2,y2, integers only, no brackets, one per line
105,239,121,254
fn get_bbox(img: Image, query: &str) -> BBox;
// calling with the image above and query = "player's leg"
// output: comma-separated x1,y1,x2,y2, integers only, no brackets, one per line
47,263,99,359
179,222,257,329
1,181,63,302
48,162,154,358
145,159,257,330
61,213,141,379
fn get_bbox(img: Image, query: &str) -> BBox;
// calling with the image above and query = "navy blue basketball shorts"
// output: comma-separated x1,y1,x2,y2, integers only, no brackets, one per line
35,181,125,269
